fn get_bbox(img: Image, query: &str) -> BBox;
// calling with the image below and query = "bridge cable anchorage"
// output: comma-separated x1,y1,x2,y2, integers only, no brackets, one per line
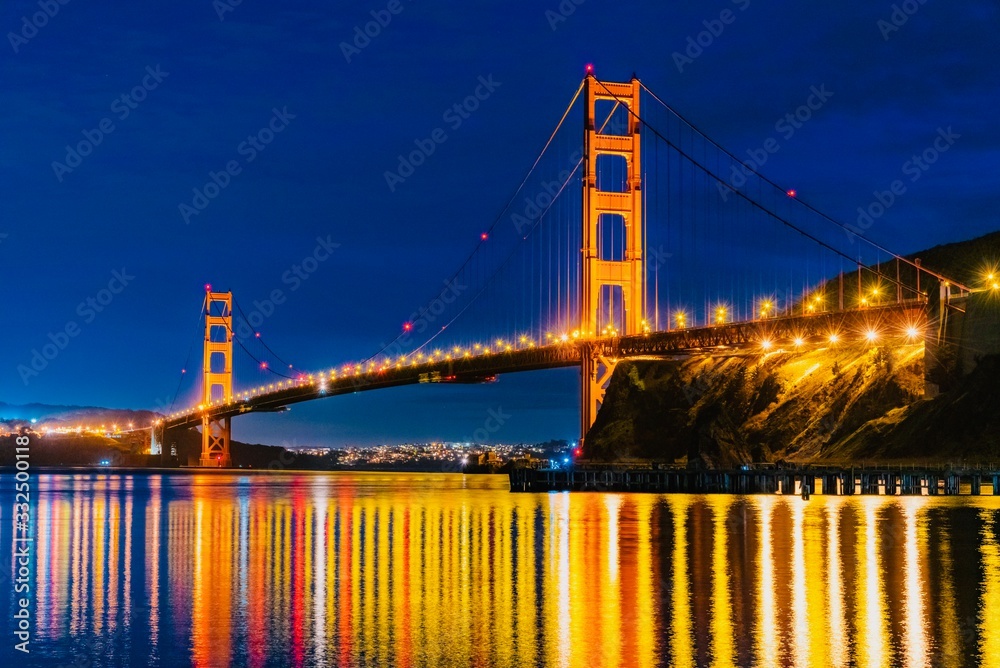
364,80,586,364
637,81,969,293
593,77,934,300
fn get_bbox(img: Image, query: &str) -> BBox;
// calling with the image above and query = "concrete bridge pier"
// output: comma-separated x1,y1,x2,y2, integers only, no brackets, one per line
757,474,775,494
739,473,753,494
945,474,960,495
800,475,812,499
886,473,900,495
776,474,788,495
843,472,856,495
822,474,841,495
860,473,876,495
785,474,797,495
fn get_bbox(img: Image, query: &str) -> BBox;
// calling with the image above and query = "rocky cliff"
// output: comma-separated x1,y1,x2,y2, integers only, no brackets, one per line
584,341,1000,467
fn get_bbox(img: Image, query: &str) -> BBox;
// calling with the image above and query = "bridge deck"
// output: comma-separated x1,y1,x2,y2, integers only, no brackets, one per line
163,302,926,430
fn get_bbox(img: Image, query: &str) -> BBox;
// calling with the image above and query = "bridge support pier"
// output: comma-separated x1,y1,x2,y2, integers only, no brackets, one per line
580,345,617,449
200,416,232,467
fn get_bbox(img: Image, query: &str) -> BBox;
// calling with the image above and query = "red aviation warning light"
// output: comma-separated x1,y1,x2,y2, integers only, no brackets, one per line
584,63,594,75
402,322,413,332
480,232,488,240
786,189,797,198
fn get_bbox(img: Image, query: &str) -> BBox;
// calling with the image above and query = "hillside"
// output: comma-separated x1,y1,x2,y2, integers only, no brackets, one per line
0,427,331,470
0,402,159,432
585,342,925,467
585,229,1000,467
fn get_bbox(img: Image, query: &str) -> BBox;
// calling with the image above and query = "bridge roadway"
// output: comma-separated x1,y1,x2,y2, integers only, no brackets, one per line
162,302,926,431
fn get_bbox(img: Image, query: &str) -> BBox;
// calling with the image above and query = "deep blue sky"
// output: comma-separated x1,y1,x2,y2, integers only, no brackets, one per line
3,1,998,447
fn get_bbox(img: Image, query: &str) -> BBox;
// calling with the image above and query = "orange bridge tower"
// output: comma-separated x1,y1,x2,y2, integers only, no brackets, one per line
580,73,645,447
201,290,233,467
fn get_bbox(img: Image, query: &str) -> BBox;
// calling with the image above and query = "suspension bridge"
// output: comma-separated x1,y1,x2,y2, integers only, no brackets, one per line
154,70,975,467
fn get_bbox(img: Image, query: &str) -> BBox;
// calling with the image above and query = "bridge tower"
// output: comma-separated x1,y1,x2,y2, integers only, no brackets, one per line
580,73,644,447
201,291,233,467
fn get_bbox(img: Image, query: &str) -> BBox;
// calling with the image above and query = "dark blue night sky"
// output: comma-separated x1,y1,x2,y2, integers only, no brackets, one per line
3,1,998,447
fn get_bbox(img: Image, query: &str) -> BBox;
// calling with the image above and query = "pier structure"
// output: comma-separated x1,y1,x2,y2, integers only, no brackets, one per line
509,464,1000,496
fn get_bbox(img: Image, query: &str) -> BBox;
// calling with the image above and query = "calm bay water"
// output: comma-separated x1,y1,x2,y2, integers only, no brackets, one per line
2,472,1000,667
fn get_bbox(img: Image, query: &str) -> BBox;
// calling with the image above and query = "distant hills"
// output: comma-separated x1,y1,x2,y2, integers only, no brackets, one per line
0,402,159,429
0,401,160,425
903,229,1000,286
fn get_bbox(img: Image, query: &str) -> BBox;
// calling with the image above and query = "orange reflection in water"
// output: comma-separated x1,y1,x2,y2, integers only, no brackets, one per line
24,474,1000,667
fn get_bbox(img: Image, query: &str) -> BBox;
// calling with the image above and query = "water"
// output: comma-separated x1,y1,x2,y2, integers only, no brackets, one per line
2,472,1000,667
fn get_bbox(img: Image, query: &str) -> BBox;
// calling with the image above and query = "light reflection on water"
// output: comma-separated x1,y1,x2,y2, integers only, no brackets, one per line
4,472,1000,667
